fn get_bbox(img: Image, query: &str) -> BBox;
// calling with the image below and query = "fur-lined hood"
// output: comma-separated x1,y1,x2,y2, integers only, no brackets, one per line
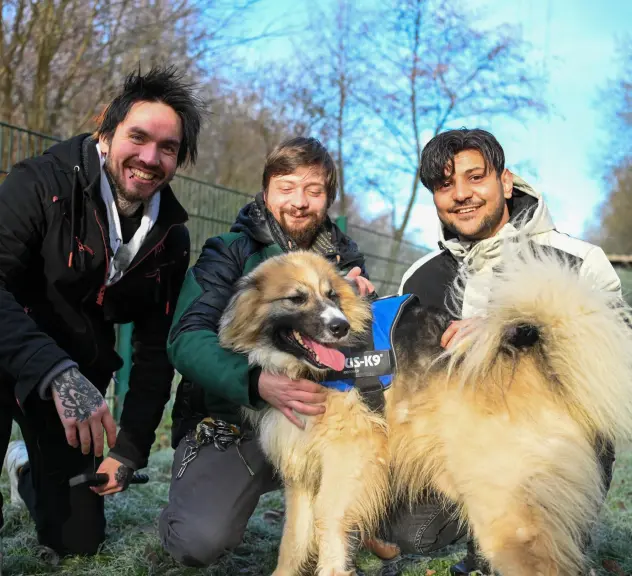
438,175,556,272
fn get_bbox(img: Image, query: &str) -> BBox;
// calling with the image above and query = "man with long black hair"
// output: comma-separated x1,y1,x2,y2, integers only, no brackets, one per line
0,66,204,557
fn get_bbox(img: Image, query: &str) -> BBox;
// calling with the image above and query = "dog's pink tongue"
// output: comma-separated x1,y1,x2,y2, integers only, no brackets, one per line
302,336,346,371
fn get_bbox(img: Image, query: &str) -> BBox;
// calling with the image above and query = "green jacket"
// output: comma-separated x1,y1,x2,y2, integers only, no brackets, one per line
167,193,369,445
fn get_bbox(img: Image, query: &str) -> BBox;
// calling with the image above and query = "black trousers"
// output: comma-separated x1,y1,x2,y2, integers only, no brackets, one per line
0,385,105,556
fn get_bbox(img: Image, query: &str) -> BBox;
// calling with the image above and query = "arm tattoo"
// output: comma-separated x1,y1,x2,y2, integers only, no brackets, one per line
52,367,103,422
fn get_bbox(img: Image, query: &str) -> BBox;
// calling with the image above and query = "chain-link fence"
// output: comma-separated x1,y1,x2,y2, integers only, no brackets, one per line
0,121,430,414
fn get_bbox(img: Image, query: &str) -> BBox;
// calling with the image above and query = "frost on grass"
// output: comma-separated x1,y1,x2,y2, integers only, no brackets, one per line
0,444,630,575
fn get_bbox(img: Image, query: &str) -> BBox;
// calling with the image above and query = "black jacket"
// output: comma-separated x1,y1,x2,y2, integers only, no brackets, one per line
168,194,368,446
0,134,190,469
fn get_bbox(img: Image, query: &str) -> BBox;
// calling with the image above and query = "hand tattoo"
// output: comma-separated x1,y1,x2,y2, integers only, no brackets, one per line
114,464,133,490
52,367,104,422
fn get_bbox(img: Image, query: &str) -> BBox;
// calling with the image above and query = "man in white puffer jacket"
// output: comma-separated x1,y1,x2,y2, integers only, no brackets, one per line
378,128,621,575
400,131,620,320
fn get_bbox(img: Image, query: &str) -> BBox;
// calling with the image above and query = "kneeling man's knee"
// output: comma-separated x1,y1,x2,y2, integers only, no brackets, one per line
159,511,243,567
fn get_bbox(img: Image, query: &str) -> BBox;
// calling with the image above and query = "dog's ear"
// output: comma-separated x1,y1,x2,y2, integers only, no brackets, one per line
338,270,361,296
233,271,260,294
333,270,373,334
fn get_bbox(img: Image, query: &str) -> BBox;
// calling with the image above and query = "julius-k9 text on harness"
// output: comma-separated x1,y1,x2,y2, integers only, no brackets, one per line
321,293,418,412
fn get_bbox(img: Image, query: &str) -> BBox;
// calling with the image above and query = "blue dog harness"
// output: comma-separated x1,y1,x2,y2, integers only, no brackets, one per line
320,293,418,411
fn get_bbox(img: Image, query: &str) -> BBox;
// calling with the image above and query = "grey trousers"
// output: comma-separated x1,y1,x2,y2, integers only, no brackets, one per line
159,434,615,568
158,435,465,568
159,436,281,567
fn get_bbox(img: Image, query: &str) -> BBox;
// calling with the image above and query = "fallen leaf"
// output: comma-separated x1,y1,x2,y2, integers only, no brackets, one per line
425,571,436,576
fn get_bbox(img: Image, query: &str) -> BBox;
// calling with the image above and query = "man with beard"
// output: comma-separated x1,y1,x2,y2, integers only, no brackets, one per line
371,128,620,576
0,66,202,557
160,136,374,567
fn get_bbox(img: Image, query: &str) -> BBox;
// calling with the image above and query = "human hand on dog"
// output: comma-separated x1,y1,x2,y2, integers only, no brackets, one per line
441,318,478,349
258,372,327,428
345,267,375,297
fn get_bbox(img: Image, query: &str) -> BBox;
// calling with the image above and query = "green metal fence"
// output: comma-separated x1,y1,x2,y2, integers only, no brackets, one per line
172,177,428,294
0,121,429,415
0,122,62,175
0,121,429,293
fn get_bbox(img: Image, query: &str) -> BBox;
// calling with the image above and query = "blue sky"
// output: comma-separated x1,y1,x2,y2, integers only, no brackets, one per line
238,0,631,249
465,0,631,244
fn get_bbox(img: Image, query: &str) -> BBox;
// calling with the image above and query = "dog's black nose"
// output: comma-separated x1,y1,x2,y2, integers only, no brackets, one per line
328,319,350,338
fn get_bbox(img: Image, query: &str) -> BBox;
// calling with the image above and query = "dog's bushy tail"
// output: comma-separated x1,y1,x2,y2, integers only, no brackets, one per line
445,239,632,444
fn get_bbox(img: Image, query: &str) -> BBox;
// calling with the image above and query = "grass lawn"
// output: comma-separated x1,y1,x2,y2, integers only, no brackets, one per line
1,422,631,576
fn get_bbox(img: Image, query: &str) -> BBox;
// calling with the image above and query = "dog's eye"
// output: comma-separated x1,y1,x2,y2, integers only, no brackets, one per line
327,289,338,301
287,293,307,305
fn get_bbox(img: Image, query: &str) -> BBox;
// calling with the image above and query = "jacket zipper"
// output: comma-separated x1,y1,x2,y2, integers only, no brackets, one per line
94,210,110,306
166,275,171,315
145,259,177,315
76,237,94,256
94,217,180,307
123,224,180,276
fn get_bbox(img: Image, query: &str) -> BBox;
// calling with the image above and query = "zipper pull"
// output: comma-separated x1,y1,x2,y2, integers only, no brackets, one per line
165,276,171,316
96,285,106,306
154,271,161,303
76,238,94,256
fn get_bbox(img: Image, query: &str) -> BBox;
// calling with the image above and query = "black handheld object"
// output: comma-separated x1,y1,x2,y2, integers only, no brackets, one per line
68,471,150,488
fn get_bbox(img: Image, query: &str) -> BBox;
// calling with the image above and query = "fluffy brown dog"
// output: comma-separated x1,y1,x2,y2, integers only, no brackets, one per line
387,242,632,576
219,252,388,576
219,245,632,576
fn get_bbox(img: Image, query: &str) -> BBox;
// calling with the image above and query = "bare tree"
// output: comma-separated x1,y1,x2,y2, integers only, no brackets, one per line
290,0,374,217
351,0,548,288
0,0,271,137
589,163,632,254
587,37,632,254
188,65,330,192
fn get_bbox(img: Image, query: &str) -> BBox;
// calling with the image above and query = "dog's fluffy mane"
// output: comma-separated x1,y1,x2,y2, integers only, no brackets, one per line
443,236,632,443
389,231,632,575
219,251,372,379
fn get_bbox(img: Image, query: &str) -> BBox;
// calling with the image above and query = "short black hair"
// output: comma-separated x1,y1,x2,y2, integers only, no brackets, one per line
95,65,204,167
419,128,505,192
262,137,338,207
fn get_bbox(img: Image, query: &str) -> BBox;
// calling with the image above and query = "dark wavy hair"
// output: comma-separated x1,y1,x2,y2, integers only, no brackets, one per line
419,128,505,192
95,65,205,167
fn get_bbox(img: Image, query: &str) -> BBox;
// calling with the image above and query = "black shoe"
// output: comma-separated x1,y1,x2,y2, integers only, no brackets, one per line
450,561,493,575
35,545,60,566
450,560,486,575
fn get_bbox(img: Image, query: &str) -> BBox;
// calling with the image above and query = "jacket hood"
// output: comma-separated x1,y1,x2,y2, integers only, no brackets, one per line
231,192,276,245
230,192,365,270
43,133,187,271
44,133,100,189
438,174,555,269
